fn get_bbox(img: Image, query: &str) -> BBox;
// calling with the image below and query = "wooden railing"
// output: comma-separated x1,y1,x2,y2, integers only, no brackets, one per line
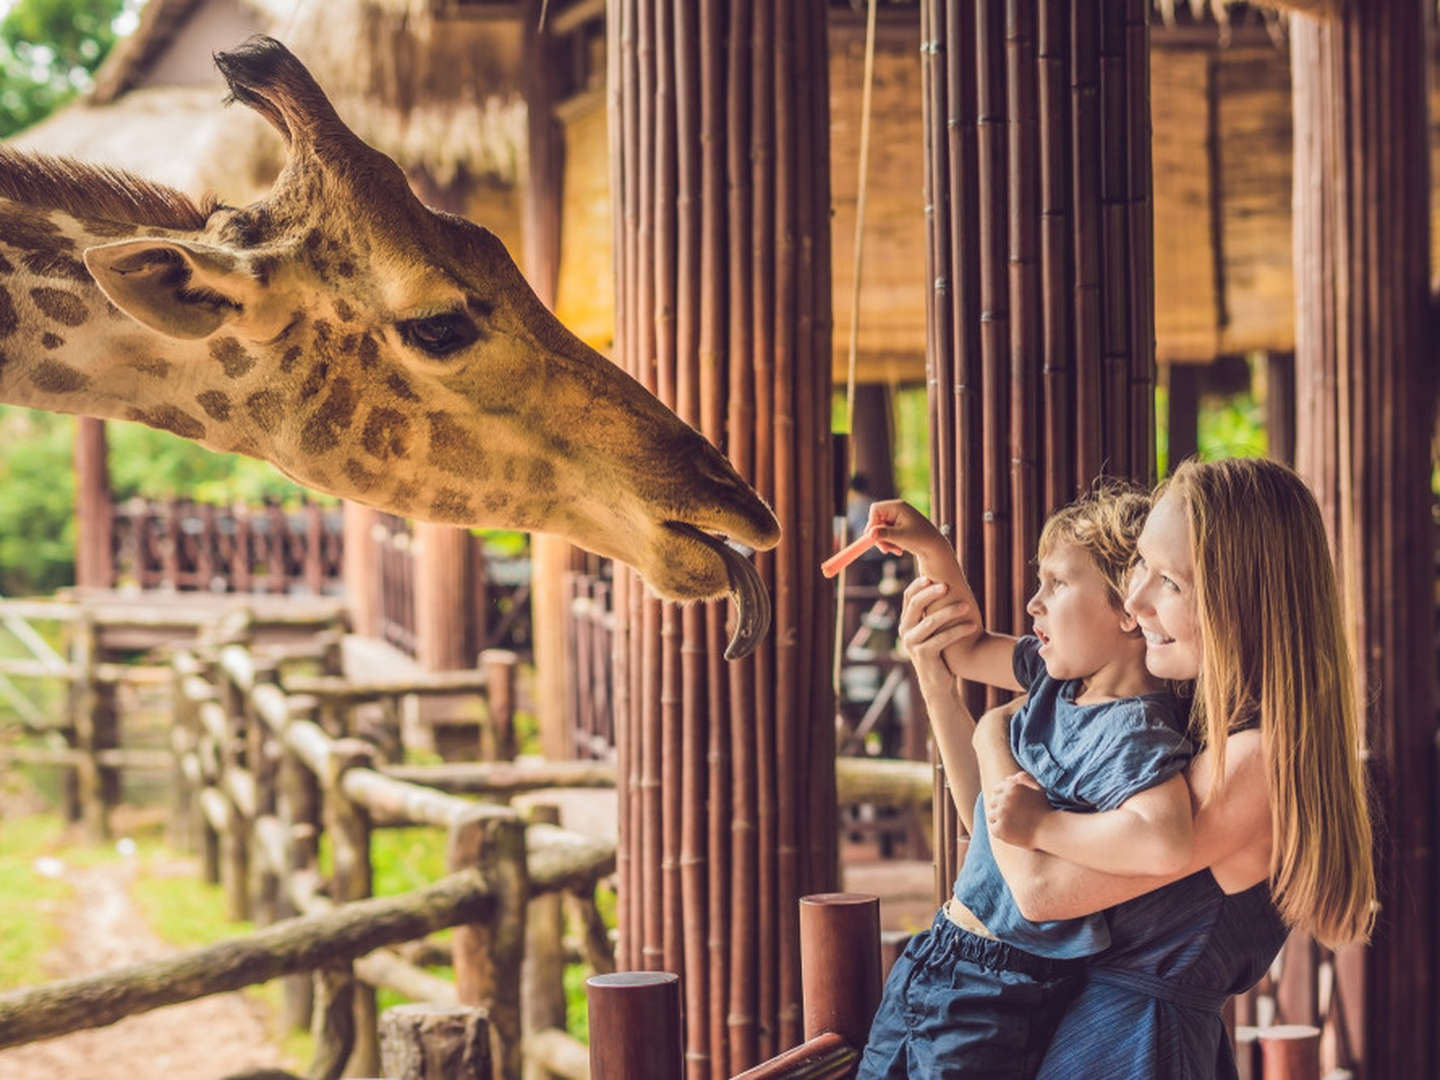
0,596,347,841
111,497,344,595
0,630,615,1080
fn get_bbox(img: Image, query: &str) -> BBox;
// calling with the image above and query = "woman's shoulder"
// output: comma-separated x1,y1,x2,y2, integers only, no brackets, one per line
1190,728,1272,890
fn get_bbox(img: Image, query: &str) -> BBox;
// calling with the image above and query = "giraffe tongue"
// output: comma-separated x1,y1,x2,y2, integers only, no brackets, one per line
669,524,772,660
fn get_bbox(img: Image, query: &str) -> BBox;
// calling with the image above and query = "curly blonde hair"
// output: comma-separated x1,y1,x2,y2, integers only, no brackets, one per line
1036,481,1151,609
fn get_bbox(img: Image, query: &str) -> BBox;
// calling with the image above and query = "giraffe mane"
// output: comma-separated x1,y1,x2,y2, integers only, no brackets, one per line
0,145,218,231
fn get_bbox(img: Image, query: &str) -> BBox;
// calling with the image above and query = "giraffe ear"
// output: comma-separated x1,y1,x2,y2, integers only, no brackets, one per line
83,239,248,340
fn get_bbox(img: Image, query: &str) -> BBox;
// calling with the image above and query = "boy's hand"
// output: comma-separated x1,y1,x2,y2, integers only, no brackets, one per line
866,500,949,559
986,771,1051,849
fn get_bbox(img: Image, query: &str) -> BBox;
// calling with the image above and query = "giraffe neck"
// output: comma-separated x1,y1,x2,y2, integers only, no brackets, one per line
0,202,257,454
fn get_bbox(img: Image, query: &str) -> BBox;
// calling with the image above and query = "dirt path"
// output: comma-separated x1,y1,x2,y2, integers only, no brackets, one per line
0,857,294,1080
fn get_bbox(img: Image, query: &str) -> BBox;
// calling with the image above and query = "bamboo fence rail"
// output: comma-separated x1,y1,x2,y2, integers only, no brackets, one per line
919,0,1156,899
610,2,836,1075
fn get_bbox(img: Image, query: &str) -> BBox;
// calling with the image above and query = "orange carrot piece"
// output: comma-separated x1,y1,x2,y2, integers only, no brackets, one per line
821,528,878,579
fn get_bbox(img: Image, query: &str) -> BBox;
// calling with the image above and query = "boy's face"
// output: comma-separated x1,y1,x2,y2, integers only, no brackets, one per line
1025,541,1139,681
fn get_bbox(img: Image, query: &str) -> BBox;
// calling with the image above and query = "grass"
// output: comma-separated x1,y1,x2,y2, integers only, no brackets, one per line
0,813,75,990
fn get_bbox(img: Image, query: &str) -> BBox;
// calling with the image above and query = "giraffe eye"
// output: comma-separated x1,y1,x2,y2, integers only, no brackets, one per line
397,311,479,357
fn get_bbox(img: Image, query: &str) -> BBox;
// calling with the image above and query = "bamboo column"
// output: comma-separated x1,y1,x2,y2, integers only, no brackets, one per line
1290,2,1434,1076
920,0,1157,893
609,1,837,1075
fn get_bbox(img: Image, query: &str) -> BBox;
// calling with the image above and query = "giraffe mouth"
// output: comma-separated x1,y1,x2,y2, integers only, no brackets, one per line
666,523,771,661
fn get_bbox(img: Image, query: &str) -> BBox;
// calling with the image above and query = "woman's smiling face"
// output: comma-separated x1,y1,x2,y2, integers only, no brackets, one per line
1125,492,1203,680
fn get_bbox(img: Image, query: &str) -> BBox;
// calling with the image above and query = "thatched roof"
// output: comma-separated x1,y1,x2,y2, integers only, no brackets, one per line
12,0,527,199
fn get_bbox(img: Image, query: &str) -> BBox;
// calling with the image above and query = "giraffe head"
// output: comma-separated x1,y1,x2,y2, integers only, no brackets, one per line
79,37,779,658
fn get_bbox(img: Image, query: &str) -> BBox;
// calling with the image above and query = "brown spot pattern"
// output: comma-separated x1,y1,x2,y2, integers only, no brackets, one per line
0,251,12,273
83,219,139,238
299,360,330,402
358,333,379,370
343,459,380,492
336,260,355,278
427,412,487,477
0,284,13,338
22,250,89,283
128,357,170,377
30,359,89,393
281,344,303,373
339,333,357,355
40,332,63,350
128,405,205,440
386,372,418,400
30,287,88,326
246,389,284,432
481,491,509,515
361,408,410,460
334,299,355,323
527,459,556,489
389,481,418,514
0,206,72,252
430,488,474,523
210,337,255,378
300,377,357,455
196,390,232,421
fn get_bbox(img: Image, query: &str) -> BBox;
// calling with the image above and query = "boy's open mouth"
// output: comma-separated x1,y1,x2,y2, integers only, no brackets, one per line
1034,627,1051,646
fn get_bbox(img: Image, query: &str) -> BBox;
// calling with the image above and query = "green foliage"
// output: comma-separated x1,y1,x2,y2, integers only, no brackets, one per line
0,0,135,139
0,408,77,595
0,406,315,596
1196,386,1267,462
0,815,72,989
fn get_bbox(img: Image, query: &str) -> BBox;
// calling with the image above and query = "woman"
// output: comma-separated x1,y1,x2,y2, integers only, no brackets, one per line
900,458,1374,1077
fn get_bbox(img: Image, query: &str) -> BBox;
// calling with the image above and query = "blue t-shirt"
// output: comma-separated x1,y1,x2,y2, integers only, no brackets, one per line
954,636,1191,959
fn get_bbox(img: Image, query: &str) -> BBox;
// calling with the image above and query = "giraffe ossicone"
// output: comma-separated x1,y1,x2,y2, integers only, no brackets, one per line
0,35,778,658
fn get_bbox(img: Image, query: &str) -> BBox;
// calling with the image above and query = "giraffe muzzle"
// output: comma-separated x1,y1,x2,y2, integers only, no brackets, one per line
666,523,771,661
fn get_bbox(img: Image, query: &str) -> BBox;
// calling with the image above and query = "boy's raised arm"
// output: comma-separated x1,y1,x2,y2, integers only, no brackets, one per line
867,500,1022,691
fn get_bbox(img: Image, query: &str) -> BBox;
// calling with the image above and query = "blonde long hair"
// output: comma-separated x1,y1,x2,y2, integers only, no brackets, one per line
1162,458,1375,947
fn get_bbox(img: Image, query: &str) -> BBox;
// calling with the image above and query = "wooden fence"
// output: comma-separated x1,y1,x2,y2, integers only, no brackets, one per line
0,628,616,1080
0,595,348,841
111,498,345,595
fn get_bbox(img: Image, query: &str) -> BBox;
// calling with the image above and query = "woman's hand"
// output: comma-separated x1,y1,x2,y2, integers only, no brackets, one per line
898,576,981,687
986,771,1052,849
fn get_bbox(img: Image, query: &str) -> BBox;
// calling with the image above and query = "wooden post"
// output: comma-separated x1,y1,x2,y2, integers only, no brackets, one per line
413,522,473,671
379,1003,492,1080
798,893,881,1053
323,737,377,1077
1263,351,1295,466
1291,1,1434,1074
586,972,683,1080
1256,1024,1321,1080
1166,362,1202,471
342,502,384,638
449,808,528,1080
521,804,566,1080
70,612,108,842
280,701,322,1032
311,960,357,1080
849,384,897,501
74,418,112,589
482,649,519,761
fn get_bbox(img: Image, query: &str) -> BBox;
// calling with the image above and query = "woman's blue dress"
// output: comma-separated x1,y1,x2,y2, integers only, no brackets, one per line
1035,870,1288,1079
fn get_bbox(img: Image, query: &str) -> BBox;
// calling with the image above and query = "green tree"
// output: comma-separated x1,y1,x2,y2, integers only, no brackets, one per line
0,0,135,138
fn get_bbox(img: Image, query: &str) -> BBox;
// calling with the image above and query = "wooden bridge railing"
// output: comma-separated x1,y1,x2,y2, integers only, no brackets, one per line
111,497,344,595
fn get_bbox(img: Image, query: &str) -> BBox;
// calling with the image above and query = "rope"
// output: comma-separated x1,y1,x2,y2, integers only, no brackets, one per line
833,0,881,704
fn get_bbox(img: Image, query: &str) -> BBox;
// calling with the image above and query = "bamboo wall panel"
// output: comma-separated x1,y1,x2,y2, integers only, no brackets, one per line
1214,48,1294,357
920,0,1157,896
1150,50,1218,363
609,1,837,1076
1291,3,1435,1075
553,90,615,349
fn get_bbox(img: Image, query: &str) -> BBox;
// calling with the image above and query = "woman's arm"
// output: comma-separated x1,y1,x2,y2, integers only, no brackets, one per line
987,771,1194,877
973,706,1270,920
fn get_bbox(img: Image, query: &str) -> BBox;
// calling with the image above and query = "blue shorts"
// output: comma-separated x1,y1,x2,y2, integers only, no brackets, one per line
856,908,1085,1080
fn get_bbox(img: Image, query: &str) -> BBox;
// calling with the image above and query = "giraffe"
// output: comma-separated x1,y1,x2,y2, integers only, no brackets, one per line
0,36,778,658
